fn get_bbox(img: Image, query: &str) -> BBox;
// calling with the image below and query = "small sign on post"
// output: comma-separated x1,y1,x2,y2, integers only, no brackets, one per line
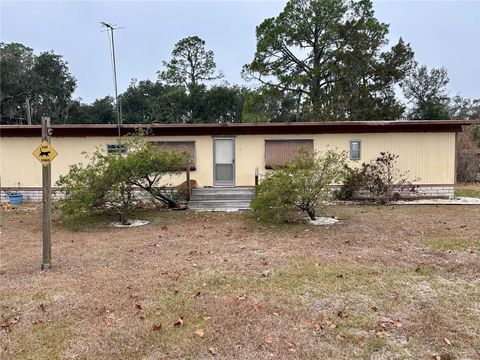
33,117,56,270
33,140,58,166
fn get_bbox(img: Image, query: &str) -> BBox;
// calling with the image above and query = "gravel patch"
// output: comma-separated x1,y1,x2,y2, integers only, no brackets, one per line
111,219,150,228
396,197,480,205
308,216,340,225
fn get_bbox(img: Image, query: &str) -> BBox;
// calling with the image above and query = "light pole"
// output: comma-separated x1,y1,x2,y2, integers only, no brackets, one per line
101,22,123,141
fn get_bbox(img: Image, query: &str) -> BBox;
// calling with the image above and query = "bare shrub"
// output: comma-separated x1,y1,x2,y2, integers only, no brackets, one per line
337,152,418,204
457,126,480,182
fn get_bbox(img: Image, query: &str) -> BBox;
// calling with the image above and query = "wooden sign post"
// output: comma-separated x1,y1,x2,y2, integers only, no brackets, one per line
32,117,57,269
42,117,51,269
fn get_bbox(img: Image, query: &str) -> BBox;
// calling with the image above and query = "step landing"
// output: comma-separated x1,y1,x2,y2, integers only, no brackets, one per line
188,187,254,211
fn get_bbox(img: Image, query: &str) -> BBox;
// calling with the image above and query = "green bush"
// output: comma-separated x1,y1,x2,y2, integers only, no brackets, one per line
251,148,347,222
57,133,189,224
334,165,365,200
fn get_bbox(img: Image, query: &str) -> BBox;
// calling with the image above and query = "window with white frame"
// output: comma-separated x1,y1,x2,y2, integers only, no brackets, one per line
350,140,361,160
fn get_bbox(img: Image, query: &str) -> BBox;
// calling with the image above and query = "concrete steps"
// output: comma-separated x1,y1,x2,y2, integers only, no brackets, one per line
188,187,254,211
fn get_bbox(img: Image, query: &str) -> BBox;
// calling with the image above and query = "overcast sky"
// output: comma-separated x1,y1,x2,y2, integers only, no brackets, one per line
1,1,479,104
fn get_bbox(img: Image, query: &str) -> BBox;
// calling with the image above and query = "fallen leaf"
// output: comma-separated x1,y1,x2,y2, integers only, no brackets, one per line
203,316,211,321
444,337,452,346
1,325,10,333
261,270,271,277
208,346,218,355
195,328,205,337
252,303,261,311
264,336,273,344
336,334,346,341
237,296,246,301
152,324,162,331
173,317,184,327
314,323,323,332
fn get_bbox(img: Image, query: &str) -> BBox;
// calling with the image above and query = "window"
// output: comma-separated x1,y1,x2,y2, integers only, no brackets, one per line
152,141,196,170
107,144,127,154
350,140,361,160
265,139,314,169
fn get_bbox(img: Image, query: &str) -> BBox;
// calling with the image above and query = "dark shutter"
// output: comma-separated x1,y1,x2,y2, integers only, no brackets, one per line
265,139,314,169
152,141,196,170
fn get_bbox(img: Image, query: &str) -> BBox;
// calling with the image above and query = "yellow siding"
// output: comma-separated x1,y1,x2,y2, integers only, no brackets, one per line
0,132,455,188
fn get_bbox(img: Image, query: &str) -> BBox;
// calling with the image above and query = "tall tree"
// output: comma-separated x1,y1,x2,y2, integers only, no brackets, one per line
0,43,40,123
159,36,223,89
242,87,299,122
448,96,480,120
32,51,77,121
402,64,450,120
0,42,77,123
68,96,115,124
148,86,190,124
204,85,246,123
120,79,165,123
449,96,480,146
243,0,414,120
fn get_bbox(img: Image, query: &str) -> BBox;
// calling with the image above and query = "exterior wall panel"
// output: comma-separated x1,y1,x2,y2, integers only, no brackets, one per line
0,132,456,189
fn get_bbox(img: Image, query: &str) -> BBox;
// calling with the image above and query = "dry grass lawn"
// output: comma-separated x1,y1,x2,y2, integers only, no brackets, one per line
1,204,479,359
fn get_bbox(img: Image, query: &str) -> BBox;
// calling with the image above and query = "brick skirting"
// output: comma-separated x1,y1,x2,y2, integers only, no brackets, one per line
0,188,158,203
1,185,454,203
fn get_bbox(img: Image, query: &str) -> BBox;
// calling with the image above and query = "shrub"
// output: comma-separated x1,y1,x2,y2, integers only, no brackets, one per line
336,152,418,204
334,165,365,200
457,126,480,182
361,152,417,204
251,148,347,222
57,134,189,224
122,134,190,207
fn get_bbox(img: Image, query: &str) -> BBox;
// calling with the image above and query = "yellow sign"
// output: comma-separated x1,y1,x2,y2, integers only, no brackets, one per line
33,141,58,166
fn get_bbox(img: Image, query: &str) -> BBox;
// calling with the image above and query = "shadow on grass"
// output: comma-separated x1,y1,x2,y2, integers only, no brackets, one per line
54,205,182,232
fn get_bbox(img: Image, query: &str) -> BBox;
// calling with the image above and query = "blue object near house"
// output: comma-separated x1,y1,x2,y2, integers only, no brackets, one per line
7,193,23,205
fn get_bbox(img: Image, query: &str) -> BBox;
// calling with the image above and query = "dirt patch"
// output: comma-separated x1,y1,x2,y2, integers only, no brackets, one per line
1,204,479,359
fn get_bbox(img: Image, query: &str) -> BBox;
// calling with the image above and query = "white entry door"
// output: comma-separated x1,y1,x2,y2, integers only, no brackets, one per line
214,138,235,185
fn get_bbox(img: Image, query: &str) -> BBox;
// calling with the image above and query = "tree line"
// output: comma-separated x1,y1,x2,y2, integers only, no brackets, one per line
1,0,479,125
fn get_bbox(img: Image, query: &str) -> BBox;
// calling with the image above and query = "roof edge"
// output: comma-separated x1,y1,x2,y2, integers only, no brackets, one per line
0,120,476,137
